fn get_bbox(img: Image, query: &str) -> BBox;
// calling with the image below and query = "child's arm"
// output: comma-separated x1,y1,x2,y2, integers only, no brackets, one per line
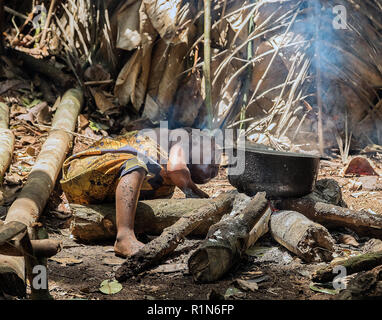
167,143,209,198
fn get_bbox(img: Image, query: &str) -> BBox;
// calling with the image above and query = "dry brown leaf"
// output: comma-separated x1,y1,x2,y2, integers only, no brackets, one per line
15,102,51,124
19,136,36,145
90,88,115,114
4,172,23,185
10,105,27,117
49,257,83,266
84,64,111,82
102,257,124,266
78,114,89,130
25,146,36,157
339,234,359,247
143,0,189,44
236,279,259,292
114,50,141,108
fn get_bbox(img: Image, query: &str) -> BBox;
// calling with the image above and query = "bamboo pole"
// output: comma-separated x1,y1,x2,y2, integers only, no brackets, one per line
203,0,213,129
0,102,14,186
239,10,254,130
0,88,83,298
314,1,324,155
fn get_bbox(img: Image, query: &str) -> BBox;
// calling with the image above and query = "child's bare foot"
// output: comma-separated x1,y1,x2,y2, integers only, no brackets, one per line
114,235,144,258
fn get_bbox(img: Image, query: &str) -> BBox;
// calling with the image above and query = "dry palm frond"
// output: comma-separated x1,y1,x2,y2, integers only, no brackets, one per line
215,0,382,154
51,0,114,79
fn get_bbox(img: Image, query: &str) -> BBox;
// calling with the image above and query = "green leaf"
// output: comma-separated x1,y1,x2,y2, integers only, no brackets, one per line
224,287,243,299
89,121,109,132
99,280,123,295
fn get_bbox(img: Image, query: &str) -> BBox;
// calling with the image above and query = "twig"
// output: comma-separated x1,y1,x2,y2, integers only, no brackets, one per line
84,80,114,86
4,6,28,20
32,123,101,141
39,0,57,48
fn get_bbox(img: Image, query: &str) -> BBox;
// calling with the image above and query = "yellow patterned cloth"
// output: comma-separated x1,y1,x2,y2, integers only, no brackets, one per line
60,131,175,204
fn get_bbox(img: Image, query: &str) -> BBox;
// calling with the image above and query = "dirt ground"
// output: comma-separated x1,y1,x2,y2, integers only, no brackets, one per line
28,154,382,301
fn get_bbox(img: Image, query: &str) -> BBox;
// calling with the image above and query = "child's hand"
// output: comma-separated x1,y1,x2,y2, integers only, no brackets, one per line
183,186,210,199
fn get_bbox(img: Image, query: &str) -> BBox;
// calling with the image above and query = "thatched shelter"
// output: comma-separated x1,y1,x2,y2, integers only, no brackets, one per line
6,0,382,154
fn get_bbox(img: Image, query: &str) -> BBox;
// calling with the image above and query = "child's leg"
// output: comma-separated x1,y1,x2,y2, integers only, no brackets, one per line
114,168,146,257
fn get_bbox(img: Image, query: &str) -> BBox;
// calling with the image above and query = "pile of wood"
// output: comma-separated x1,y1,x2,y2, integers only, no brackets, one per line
75,177,382,286
63,176,381,285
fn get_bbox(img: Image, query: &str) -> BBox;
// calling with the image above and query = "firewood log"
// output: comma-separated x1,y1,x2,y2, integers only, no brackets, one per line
0,88,83,298
115,192,236,282
70,197,232,242
312,251,382,283
274,178,382,238
0,239,62,257
188,192,269,283
246,207,271,250
270,210,335,262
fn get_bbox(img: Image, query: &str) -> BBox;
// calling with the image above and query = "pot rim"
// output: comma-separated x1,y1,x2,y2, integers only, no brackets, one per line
230,142,320,159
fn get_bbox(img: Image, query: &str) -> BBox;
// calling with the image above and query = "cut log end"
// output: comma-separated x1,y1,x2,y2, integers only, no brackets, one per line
270,210,335,263
188,192,270,283
188,246,232,283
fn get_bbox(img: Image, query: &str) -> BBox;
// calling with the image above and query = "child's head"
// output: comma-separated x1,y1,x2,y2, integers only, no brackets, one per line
169,128,221,184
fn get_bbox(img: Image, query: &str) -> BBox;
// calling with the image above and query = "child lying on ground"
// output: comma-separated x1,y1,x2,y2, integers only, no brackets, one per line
60,128,221,257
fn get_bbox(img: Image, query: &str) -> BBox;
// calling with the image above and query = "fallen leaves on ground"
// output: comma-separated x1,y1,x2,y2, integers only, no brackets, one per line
49,257,83,266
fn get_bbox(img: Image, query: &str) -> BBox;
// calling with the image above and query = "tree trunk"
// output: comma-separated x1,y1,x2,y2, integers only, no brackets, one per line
70,197,232,241
0,88,83,298
188,192,269,283
115,192,236,282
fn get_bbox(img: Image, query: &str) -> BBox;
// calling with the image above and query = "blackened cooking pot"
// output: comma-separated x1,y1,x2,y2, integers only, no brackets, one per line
227,142,320,199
